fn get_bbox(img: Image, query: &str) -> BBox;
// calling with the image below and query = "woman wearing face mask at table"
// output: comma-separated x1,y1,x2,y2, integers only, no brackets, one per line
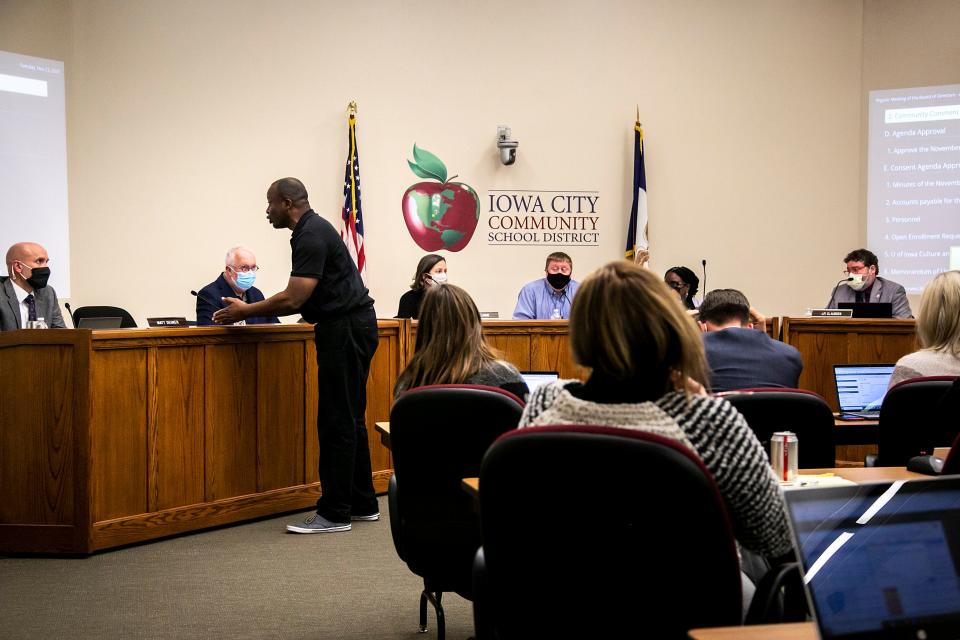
396,254,447,319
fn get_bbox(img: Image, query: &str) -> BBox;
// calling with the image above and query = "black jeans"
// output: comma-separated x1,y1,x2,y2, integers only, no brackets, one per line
313,306,379,523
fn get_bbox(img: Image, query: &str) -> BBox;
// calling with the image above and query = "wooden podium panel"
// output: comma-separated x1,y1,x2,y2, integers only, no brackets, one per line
405,319,588,381
0,322,401,554
782,317,916,412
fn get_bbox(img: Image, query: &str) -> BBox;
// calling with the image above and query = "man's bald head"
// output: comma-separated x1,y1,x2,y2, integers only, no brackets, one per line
270,178,309,205
265,178,311,230
6,242,45,268
6,242,50,291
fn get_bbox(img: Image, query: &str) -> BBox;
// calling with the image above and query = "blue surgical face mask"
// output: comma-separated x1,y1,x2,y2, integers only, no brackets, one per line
234,270,256,291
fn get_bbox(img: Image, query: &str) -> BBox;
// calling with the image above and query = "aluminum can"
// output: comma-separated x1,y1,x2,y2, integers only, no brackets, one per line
770,431,799,482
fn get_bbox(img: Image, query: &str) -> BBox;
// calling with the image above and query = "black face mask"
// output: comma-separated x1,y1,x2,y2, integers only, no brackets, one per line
25,266,50,290
547,273,571,290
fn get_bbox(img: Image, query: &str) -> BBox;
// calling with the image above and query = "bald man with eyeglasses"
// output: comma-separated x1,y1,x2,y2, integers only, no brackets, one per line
196,246,280,326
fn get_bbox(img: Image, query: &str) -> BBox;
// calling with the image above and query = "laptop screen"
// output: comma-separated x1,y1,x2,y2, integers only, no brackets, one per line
834,364,895,413
786,479,960,639
520,371,559,394
76,316,123,329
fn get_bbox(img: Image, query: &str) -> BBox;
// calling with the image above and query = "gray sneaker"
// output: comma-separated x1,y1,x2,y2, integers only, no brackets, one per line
351,512,380,522
286,512,352,534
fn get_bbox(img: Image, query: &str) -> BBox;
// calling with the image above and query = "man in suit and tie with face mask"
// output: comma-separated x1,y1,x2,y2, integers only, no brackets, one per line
0,242,66,331
826,248,913,319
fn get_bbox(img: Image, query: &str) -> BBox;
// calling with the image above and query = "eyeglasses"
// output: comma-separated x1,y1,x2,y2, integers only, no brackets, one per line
843,267,869,276
665,281,687,290
228,265,260,273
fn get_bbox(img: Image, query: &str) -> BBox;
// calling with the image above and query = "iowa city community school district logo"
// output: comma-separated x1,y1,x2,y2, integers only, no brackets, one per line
401,145,480,252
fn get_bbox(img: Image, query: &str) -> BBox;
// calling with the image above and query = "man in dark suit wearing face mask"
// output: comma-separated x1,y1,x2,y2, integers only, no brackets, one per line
826,248,913,319
0,242,66,331
196,246,281,326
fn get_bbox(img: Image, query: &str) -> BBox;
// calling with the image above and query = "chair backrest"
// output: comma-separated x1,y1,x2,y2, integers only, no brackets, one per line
72,305,138,328
878,376,958,466
719,388,836,468
388,384,524,597
477,424,742,638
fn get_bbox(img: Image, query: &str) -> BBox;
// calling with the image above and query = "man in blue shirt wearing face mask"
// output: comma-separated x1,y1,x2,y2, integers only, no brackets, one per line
513,251,580,320
196,246,280,326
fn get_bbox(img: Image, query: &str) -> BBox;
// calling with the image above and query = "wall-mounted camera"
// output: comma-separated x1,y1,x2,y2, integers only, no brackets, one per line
497,126,518,165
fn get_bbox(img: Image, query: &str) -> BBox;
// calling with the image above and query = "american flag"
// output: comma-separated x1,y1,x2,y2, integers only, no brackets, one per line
341,112,367,283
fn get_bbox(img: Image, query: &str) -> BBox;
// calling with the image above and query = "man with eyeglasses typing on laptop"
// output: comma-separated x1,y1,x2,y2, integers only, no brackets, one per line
196,246,280,326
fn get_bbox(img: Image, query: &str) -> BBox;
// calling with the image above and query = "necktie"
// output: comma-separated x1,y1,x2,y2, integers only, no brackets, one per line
24,294,37,322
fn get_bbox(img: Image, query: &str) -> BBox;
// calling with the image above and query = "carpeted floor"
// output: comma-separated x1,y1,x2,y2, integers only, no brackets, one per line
0,496,474,639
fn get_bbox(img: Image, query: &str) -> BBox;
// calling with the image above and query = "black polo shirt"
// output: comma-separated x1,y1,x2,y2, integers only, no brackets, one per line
290,210,374,322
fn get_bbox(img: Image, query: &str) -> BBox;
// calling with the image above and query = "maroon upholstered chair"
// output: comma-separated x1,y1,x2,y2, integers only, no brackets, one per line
388,383,524,640
472,424,744,639
717,388,836,468
874,376,958,467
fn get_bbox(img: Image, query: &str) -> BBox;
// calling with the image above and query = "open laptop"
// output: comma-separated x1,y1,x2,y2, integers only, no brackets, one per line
834,364,895,419
838,302,894,319
76,316,123,329
785,478,960,639
520,371,559,395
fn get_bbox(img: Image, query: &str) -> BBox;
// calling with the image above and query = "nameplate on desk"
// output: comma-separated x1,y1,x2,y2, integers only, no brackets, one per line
479,311,499,319
810,309,853,318
147,317,189,327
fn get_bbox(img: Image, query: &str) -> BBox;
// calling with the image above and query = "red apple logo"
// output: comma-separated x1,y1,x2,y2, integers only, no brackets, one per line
402,144,480,252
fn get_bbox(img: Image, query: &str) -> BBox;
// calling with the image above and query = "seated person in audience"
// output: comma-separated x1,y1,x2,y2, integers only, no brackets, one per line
826,248,912,318
512,251,579,319
664,266,701,310
888,270,960,387
394,284,528,399
396,254,446,319
196,246,280,326
698,289,803,392
519,261,793,565
1,242,65,330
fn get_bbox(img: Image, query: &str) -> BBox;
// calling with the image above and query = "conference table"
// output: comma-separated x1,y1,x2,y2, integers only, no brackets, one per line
460,466,929,500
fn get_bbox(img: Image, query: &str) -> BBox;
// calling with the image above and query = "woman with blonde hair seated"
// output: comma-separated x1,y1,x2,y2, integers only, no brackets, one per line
519,260,792,561
889,270,960,388
394,284,527,399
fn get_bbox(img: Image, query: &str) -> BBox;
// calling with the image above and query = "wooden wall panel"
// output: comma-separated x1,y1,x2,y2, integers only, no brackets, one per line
257,340,305,491
151,346,205,511
366,326,399,476
0,346,74,524
486,334,533,369
204,344,258,501
304,339,319,485
90,349,148,521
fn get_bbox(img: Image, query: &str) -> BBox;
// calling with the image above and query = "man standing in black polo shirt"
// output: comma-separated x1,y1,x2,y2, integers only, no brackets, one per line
213,177,380,533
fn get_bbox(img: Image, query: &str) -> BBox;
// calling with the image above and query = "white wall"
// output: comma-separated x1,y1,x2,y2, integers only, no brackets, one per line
5,0,870,322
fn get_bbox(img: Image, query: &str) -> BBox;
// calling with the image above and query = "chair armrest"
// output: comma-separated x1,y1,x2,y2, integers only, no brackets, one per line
472,547,493,640
745,562,807,625
387,474,404,561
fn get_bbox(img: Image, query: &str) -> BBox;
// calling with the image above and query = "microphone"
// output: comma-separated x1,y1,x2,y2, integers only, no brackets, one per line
701,259,707,296
828,277,854,307
191,289,221,309
64,302,76,328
